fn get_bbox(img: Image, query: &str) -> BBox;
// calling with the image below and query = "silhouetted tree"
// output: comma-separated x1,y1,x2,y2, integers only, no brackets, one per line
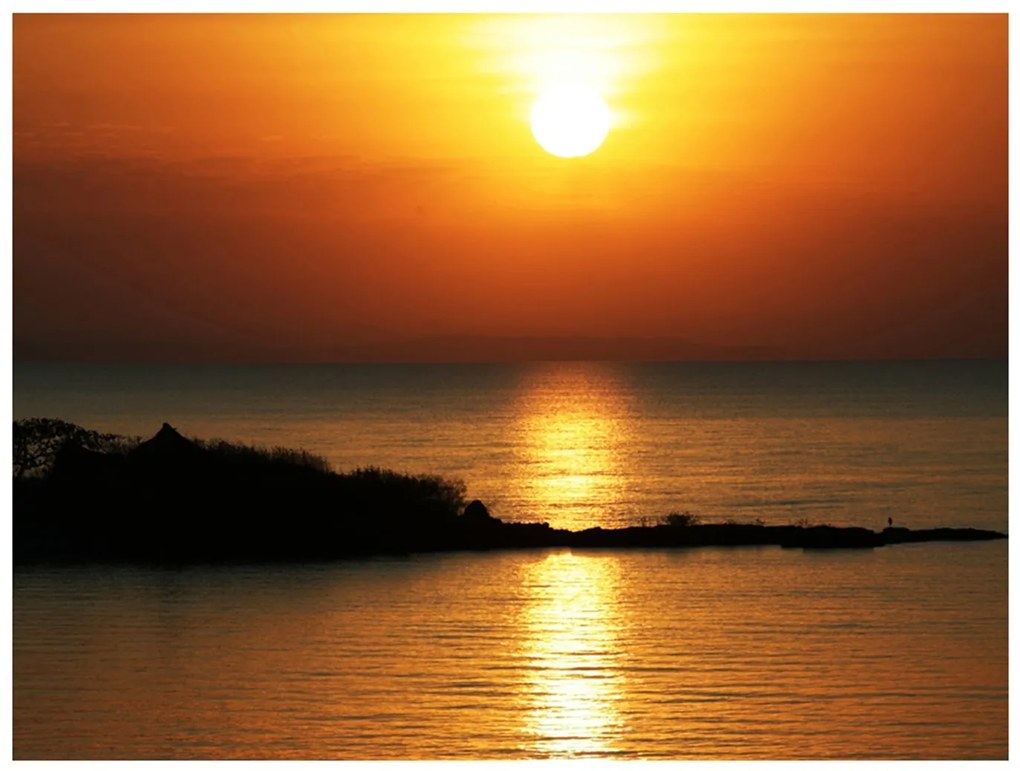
13,418,137,479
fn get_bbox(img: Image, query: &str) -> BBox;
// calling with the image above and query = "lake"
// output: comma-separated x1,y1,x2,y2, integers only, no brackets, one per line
13,359,1008,531
13,543,1007,759
12,358,1008,758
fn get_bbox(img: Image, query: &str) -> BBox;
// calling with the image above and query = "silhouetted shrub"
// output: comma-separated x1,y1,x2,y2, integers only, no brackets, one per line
194,437,332,474
346,466,467,520
723,516,767,526
660,511,701,527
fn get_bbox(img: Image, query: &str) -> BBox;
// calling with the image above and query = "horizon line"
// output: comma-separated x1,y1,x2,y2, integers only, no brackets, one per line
12,354,1008,366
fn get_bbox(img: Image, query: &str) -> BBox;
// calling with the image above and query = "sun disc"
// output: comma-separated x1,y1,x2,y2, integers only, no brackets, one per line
530,83,610,158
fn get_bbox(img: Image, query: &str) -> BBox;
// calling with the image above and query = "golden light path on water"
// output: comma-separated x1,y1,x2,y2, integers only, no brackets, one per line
10,364,1009,759
512,365,634,531
519,552,624,756
13,543,1008,759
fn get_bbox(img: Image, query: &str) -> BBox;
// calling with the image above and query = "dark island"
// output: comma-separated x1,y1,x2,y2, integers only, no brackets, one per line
13,420,1007,564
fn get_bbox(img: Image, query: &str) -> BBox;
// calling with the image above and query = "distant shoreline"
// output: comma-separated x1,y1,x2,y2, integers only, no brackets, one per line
14,523,1008,567
13,419,1006,566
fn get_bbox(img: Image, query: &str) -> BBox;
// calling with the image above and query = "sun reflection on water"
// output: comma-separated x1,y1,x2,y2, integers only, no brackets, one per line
512,364,633,530
519,551,625,757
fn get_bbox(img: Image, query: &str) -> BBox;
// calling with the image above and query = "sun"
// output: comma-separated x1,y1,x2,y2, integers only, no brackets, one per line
530,83,610,158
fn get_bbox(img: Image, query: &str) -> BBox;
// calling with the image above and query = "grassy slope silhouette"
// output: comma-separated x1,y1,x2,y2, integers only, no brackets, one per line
12,420,1006,564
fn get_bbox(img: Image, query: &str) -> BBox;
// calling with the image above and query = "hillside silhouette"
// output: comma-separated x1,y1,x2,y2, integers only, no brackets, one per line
12,420,1007,564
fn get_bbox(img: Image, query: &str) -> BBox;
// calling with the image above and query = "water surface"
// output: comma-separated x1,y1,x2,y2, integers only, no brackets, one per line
13,543,1007,759
14,359,1008,531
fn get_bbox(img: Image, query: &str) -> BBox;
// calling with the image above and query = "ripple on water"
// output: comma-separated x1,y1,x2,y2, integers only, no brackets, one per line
13,542,1007,759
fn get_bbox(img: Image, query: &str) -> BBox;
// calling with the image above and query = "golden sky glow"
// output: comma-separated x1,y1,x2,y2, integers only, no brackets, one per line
13,14,1007,361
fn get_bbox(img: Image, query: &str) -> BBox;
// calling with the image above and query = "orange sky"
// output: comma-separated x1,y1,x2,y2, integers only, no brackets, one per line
13,14,1007,361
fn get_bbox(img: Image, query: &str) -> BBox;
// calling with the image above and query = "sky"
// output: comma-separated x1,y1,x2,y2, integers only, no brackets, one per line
12,13,1008,362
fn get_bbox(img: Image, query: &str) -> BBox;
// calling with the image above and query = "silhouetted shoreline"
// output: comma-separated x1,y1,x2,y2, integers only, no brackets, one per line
13,420,1006,565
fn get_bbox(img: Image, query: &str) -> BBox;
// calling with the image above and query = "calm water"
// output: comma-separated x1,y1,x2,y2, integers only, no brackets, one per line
14,543,1007,759
14,359,1008,531
13,360,1008,758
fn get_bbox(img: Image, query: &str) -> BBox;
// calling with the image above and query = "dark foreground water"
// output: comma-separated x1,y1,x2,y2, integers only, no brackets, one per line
14,543,1007,759
13,359,1008,531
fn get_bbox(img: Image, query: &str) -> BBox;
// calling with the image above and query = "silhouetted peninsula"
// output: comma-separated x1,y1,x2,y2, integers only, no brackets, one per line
13,420,1006,564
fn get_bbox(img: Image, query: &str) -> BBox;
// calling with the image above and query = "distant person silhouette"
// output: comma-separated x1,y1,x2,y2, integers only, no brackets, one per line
888,516,893,528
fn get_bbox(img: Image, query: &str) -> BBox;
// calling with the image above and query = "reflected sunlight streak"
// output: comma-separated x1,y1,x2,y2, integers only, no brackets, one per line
512,365,634,530
519,552,625,757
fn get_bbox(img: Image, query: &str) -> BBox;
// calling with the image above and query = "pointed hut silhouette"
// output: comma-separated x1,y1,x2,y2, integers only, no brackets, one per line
130,423,202,460
127,423,207,482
